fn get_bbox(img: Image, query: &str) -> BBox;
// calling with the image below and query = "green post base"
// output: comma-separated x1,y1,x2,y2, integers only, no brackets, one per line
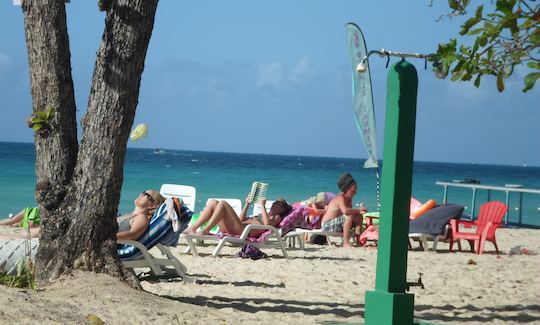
365,290,415,325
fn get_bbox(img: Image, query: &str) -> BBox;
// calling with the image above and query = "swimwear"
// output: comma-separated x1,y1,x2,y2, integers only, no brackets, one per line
249,215,264,224
322,215,346,232
117,217,132,232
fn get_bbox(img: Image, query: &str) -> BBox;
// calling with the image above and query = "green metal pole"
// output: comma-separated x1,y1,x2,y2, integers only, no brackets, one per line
365,60,418,324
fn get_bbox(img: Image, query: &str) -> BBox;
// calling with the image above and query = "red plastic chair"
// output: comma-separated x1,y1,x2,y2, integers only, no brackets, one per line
449,201,508,255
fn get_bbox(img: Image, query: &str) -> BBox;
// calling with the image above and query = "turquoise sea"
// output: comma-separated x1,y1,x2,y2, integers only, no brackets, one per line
1,141,539,227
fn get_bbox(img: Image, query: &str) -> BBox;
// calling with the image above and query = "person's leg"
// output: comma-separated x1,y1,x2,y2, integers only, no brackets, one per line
201,200,244,235
29,226,40,238
342,215,354,248
353,214,363,235
183,200,219,234
0,209,25,226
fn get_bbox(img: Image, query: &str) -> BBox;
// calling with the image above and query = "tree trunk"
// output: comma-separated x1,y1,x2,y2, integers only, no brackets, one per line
22,0,78,224
22,0,159,287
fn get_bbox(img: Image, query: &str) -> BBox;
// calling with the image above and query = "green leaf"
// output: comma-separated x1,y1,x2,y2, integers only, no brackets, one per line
478,35,487,47
35,111,48,119
468,27,484,35
496,70,505,92
32,124,42,131
460,16,480,35
487,46,494,60
449,0,460,10
496,0,514,16
474,74,482,87
475,5,484,19
527,62,540,70
531,30,540,44
522,72,540,92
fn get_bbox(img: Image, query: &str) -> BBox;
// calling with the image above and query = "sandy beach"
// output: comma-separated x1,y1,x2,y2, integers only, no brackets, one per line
0,227,539,324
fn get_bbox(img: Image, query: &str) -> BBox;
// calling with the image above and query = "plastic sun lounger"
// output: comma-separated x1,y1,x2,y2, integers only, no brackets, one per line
180,199,296,257
181,223,289,258
160,184,197,211
117,185,196,282
180,197,242,253
119,240,194,283
408,204,465,252
289,213,378,248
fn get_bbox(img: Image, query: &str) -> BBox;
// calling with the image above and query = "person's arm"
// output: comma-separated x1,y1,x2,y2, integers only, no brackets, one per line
308,203,327,216
239,193,253,221
259,198,272,225
116,215,149,240
337,197,363,216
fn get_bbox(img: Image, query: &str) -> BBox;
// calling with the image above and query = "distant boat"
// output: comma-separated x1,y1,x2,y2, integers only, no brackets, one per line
153,148,166,154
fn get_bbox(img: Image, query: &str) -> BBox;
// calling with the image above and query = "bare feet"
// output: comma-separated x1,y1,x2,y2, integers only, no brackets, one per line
182,226,197,235
342,242,353,248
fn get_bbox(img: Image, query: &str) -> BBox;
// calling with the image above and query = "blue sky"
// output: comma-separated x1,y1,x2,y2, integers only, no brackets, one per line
1,1,538,166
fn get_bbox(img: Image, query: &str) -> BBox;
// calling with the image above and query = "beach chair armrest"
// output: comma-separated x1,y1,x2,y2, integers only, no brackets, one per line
456,219,477,228
117,240,154,259
118,239,145,250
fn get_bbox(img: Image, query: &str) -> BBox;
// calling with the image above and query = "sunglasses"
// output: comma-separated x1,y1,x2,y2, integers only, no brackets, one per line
141,191,155,203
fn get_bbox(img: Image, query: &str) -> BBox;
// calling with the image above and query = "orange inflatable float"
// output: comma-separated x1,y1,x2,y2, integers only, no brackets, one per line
409,199,436,219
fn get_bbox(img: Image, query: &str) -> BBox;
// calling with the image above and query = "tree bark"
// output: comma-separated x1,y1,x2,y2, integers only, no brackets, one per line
22,0,78,223
22,0,159,287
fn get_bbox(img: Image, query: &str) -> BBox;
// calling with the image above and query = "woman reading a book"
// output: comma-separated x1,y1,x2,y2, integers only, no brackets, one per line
182,194,292,237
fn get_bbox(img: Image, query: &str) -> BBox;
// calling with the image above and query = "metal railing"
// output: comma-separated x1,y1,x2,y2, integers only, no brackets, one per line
436,181,540,227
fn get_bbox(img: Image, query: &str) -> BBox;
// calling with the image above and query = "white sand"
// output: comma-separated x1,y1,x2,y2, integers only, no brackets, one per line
0,228,539,324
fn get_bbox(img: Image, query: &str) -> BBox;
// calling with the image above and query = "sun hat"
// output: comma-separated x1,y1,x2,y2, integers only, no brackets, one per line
337,173,356,192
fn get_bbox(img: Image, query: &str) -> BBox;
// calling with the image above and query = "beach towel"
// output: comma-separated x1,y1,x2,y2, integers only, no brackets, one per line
277,205,310,236
409,204,464,236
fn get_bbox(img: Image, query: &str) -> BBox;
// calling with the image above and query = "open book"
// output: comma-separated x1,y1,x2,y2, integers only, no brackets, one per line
250,181,268,203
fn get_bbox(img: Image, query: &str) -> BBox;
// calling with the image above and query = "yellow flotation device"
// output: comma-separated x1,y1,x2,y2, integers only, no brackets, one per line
130,123,148,142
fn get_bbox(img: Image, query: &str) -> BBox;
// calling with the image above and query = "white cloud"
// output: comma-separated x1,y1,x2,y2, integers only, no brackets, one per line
256,62,283,88
288,56,312,83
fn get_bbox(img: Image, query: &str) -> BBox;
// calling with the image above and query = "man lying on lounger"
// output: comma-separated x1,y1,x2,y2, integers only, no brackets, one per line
320,173,367,248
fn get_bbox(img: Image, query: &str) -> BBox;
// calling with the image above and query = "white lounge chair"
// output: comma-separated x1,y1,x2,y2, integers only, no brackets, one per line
160,183,197,211
180,197,242,253
118,186,196,282
181,223,289,258
180,199,293,257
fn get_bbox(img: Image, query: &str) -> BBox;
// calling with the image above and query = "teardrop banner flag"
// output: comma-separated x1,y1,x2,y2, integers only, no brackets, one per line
345,23,378,169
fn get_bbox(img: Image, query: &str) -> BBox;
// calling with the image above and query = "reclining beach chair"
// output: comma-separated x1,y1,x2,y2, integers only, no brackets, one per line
118,196,194,282
408,204,464,251
0,238,39,276
289,210,376,248
160,183,196,211
189,198,242,234
179,197,242,253
180,200,305,257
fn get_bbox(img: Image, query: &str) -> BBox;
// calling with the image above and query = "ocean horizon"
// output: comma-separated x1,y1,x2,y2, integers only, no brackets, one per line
2,141,539,227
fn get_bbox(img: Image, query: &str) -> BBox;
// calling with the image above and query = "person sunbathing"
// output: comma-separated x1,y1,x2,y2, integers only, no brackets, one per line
321,173,367,248
296,192,335,229
0,190,164,240
182,194,292,237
